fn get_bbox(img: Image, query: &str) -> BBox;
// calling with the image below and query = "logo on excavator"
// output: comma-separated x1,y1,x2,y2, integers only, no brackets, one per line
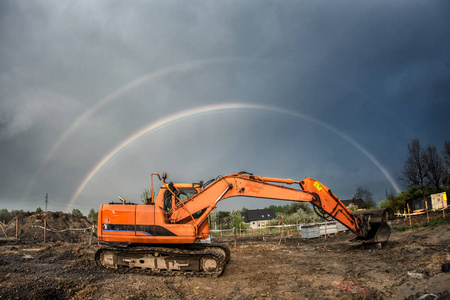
313,182,323,191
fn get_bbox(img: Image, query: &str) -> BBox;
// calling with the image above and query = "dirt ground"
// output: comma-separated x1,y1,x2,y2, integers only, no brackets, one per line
0,211,449,300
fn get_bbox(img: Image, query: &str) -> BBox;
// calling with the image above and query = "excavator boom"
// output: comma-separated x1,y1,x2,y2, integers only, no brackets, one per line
167,173,387,241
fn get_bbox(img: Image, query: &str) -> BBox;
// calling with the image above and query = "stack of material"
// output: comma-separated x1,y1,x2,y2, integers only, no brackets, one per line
301,224,321,238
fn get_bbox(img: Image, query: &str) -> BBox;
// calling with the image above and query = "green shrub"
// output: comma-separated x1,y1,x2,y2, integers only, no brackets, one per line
423,215,450,227
394,215,449,231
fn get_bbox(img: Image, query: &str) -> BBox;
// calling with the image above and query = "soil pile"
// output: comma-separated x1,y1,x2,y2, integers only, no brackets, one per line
3,211,94,243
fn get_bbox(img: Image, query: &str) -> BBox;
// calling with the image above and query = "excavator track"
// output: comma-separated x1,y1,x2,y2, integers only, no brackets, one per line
95,243,230,277
201,243,231,264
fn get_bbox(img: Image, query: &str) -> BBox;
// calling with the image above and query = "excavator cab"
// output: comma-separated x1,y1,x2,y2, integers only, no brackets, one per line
163,190,173,214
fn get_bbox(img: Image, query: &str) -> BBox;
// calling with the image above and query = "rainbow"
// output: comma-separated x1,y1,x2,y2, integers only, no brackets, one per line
24,57,246,200
67,103,401,211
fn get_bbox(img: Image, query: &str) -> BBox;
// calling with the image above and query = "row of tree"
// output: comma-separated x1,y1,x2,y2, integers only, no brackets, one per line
72,208,99,224
209,203,323,230
2,139,446,227
380,139,450,211
267,202,359,226
209,210,246,230
208,202,360,229
0,209,24,224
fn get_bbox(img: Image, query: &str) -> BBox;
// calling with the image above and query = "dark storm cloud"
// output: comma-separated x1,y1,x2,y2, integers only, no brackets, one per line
0,0,449,213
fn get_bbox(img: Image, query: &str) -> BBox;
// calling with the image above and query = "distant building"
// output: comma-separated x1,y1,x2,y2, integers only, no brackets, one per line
406,195,432,212
431,192,447,210
341,198,366,209
406,192,447,212
241,209,275,229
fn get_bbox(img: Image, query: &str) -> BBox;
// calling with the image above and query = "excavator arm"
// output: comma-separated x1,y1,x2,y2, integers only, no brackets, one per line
168,173,390,242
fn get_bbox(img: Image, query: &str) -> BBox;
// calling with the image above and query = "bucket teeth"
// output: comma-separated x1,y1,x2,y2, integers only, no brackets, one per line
355,208,392,243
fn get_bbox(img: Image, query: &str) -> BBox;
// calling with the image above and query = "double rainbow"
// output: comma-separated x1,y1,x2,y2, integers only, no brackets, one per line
66,103,401,211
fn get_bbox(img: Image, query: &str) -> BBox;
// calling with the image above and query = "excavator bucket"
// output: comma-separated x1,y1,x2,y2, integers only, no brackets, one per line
354,208,392,243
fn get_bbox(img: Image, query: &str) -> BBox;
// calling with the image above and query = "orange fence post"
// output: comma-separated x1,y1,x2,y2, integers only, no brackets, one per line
442,193,446,218
0,223,7,237
281,216,286,244
234,217,237,247
44,219,47,243
89,225,94,245
407,203,412,228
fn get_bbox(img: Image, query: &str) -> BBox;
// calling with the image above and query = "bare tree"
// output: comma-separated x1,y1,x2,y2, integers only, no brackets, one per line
354,186,375,208
442,140,450,186
424,145,444,192
401,139,428,192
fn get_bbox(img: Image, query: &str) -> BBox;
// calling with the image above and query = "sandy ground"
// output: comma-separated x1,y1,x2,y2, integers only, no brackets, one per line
0,212,449,299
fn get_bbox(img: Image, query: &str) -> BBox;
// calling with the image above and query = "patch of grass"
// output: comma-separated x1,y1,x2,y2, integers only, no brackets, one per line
393,225,419,231
423,215,450,227
394,215,450,231
393,226,408,232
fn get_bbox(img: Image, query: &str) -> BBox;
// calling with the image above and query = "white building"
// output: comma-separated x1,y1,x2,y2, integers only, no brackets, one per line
241,209,276,229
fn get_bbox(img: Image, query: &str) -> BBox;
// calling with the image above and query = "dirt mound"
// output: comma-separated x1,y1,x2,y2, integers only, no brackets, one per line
0,212,449,299
3,211,94,243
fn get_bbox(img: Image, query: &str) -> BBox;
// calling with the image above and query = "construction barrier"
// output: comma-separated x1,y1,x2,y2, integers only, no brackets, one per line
210,221,348,238
395,205,449,218
30,224,96,244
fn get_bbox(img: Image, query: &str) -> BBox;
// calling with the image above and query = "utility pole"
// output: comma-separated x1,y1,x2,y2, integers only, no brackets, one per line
45,193,48,212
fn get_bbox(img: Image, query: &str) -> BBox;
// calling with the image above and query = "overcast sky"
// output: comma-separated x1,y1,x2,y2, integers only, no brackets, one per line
1,0,449,214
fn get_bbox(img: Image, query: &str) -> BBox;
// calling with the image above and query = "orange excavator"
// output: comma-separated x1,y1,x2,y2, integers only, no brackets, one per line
96,172,391,277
